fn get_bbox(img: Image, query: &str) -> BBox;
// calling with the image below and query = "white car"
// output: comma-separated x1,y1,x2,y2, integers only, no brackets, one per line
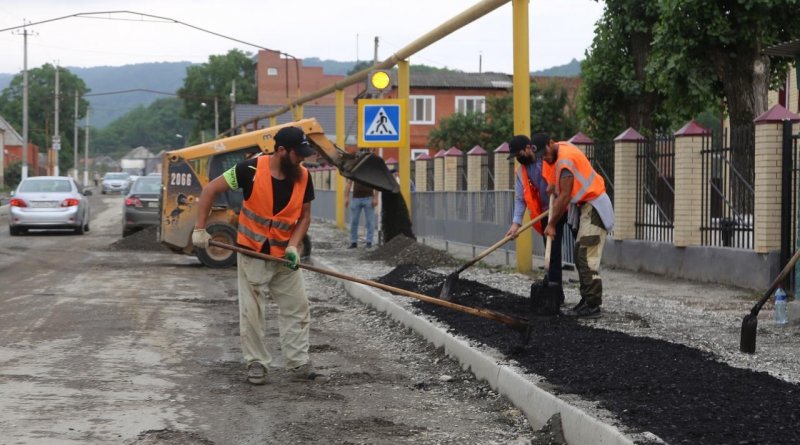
101,172,131,194
8,176,92,235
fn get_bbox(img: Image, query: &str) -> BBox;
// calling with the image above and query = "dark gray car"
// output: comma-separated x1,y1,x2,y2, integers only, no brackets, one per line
122,176,162,237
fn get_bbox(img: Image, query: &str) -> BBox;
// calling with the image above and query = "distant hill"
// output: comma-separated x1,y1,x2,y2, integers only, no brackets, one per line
302,57,358,76
0,62,192,128
532,58,582,77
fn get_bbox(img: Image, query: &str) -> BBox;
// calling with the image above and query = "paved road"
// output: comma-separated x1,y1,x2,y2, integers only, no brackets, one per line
0,194,531,444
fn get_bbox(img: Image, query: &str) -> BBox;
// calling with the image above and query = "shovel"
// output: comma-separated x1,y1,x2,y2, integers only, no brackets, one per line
530,195,563,316
740,248,800,354
439,210,549,301
208,240,531,334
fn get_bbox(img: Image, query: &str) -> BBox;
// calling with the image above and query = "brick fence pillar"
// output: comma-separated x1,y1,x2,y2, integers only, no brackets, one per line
433,149,445,191
754,105,800,253
443,147,462,191
467,145,487,191
493,142,512,190
673,121,710,247
568,132,593,155
613,128,645,240
415,154,430,192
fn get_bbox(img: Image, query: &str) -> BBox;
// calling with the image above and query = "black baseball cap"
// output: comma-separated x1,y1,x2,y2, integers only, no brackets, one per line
531,132,550,155
507,135,531,159
274,126,315,158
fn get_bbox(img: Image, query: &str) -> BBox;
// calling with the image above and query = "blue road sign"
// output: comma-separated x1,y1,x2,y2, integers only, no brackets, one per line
357,99,406,147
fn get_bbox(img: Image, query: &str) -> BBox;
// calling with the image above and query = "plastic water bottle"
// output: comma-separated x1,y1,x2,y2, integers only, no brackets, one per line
775,287,788,325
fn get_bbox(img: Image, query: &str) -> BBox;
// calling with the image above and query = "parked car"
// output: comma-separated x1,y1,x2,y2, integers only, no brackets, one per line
101,172,131,194
122,175,162,237
8,176,92,235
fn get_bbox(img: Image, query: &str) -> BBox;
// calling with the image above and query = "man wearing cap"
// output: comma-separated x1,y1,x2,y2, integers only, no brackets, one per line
505,134,566,302
192,125,324,384
538,132,614,319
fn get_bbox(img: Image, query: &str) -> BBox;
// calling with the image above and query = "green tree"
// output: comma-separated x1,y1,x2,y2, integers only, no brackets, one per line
92,98,195,158
428,82,577,151
0,64,90,170
178,49,257,138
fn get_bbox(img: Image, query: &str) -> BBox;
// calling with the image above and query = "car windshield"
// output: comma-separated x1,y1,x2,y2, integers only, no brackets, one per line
18,179,72,193
132,178,162,194
105,173,129,180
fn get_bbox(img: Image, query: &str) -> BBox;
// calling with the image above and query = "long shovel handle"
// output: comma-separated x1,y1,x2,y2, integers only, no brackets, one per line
544,194,555,271
209,240,530,330
454,210,550,275
749,248,800,316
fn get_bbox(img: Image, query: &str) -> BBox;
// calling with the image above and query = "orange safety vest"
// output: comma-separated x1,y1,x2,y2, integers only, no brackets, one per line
237,155,309,256
542,142,605,204
519,166,545,235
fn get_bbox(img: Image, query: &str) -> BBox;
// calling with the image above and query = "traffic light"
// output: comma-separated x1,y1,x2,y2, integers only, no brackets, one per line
367,70,392,96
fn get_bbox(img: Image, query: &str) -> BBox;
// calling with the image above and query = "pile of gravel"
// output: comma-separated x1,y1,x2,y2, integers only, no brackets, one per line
108,226,170,252
365,235,460,268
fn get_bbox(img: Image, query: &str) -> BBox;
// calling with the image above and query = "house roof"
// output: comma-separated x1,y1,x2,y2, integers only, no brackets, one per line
235,104,359,145
0,115,24,145
123,146,156,159
389,71,513,90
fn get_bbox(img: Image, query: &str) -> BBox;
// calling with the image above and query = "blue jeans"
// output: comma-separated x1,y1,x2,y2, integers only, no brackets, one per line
350,197,375,244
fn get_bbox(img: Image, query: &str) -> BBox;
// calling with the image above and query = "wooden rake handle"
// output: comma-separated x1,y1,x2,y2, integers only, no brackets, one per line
209,240,530,330
544,194,555,271
455,209,550,275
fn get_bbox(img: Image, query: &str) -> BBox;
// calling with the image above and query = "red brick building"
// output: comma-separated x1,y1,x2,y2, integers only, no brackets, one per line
256,50,361,106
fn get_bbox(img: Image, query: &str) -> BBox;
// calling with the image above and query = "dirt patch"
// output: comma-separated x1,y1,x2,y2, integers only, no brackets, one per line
364,234,460,268
108,226,170,252
376,264,800,445
126,429,214,445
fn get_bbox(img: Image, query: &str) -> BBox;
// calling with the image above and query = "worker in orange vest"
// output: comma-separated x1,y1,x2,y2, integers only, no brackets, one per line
538,132,615,319
192,126,326,385
505,134,566,303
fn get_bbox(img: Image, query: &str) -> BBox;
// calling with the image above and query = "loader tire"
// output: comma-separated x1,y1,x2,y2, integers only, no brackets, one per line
195,223,238,268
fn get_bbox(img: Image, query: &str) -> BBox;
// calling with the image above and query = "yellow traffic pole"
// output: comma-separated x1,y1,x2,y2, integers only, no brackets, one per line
397,59,412,213
335,89,347,230
293,104,304,121
269,116,277,127
512,0,532,273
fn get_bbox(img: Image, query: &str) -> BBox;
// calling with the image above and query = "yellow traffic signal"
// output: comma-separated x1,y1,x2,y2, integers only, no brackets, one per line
368,70,392,93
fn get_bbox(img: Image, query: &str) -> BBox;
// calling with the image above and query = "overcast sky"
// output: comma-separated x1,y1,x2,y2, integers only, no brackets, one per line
0,0,605,75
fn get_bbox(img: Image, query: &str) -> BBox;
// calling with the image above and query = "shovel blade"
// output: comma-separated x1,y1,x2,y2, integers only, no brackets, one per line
439,273,457,301
740,314,758,354
530,280,563,316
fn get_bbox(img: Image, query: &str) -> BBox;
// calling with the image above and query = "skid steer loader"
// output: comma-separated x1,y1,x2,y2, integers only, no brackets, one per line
158,118,399,267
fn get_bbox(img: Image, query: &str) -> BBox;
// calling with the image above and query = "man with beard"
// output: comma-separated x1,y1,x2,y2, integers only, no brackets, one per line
538,132,614,319
192,126,325,385
505,135,565,303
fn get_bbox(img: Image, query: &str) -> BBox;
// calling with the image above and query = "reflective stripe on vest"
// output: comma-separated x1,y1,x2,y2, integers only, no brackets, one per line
237,155,308,256
553,143,605,204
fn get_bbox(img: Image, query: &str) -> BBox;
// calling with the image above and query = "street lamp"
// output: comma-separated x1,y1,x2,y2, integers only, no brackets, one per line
175,133,185,148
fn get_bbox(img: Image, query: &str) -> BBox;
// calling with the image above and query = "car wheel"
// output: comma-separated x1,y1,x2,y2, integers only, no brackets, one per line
75,222,85,235
195,223,237,268
101,190,106,195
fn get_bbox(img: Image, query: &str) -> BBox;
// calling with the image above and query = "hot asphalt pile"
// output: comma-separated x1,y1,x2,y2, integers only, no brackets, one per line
369,252,800,444
108,226,170,252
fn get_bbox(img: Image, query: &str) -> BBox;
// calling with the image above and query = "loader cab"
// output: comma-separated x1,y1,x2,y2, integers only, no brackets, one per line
207,146,262,211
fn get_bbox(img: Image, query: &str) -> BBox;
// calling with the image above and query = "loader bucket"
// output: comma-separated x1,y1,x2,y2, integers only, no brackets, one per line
340,151,400,194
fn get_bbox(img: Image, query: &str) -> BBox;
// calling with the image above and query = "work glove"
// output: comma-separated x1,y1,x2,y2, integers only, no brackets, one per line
283,246,299,270
192,228,211,249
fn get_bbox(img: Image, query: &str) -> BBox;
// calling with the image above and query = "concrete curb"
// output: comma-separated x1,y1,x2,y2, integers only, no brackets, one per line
314,257,635,445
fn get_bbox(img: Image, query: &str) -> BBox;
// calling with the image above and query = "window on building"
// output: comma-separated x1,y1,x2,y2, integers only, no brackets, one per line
455,96,486,115
410,96,435,124
267,67,278,76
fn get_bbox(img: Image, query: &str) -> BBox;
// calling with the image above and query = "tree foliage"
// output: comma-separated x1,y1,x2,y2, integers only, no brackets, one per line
92,98,195,158
0,64,90,170
428,82,577,151
178,49,257,138
579,0,800,140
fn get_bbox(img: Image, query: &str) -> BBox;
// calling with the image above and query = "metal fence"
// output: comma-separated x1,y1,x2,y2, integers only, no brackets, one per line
635,135,674,242
585,140,615,204
700,127,755,249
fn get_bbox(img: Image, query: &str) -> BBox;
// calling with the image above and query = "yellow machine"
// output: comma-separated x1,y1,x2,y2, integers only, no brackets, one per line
159,118,399,267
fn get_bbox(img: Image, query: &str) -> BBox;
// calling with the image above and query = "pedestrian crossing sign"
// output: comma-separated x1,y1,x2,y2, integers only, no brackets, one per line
357,99,407,147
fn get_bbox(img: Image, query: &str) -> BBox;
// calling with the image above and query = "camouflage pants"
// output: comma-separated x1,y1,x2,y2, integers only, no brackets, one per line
574,203,607,307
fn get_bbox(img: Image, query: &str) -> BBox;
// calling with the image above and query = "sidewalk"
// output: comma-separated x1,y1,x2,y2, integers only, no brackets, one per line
308,219,800,444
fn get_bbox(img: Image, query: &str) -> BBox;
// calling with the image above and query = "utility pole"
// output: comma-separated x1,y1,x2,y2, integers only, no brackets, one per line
19,26,30,179
53,64,60,176
0,129,5,188
214,96,219,136
374,36,379,64
73,90,78,180
479,52,482,73
229,80,236,131
83,108,89,186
